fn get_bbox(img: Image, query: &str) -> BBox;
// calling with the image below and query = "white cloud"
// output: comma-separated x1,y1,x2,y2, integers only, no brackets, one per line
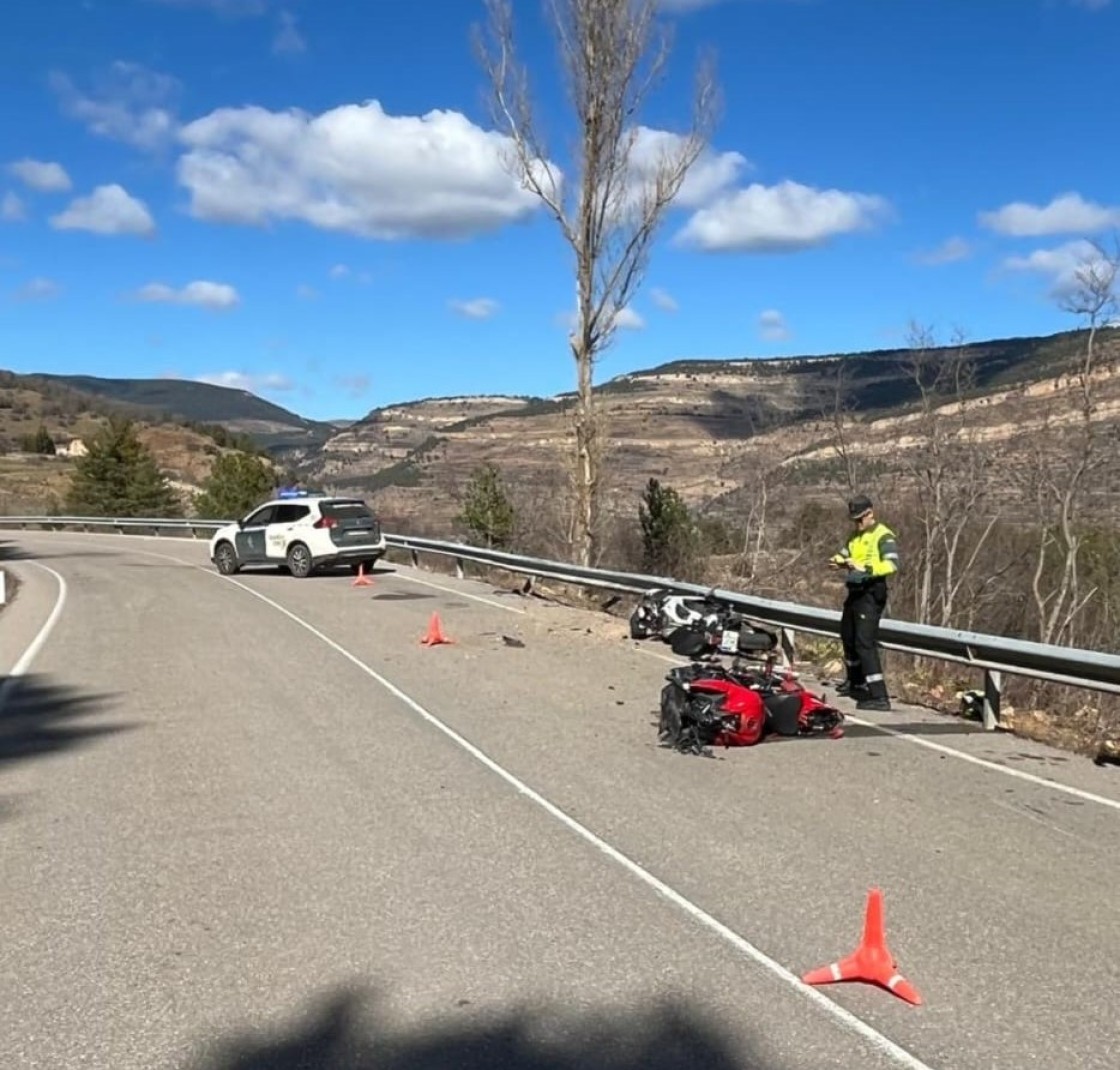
623,126,749,212
1001,239,1117,301
329,264,349,279
50,62,180,152
915,236,971,265
675,179,891,252
979,192,1120,237
612,306,645,330
449,297,499,320
650,287,678,312
272,10,305,54
194,371,295,393
50,184,156,236
6,159,72,192
557,304,645,332
175,99,557,240
133,280,241,309
295,283,318,300
1,192,25,222
560,306,644,330
165,93,753,249
758,308,790,341
12,277,61,302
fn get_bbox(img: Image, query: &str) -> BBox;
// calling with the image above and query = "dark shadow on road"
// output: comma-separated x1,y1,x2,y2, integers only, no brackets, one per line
0,540,124,562
226,564,401,581
0,672,130,773
182,983,777,1070
0,539,35,562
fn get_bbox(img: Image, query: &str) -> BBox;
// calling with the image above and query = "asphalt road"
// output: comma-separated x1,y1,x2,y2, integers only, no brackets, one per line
2,530,1118,1070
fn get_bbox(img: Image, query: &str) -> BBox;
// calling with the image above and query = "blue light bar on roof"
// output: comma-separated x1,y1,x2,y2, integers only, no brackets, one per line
277,486,310,498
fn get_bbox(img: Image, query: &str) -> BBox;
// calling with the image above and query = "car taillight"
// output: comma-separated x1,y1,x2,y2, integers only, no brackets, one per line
314,516,338,529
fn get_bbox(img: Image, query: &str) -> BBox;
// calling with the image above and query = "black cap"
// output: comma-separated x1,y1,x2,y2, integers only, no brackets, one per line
847,495,873,519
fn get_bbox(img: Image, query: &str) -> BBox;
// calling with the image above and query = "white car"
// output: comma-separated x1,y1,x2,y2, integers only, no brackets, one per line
208,491,388,579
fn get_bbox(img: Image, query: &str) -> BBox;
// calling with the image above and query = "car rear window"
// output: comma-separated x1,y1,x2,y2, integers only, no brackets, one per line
321,501,373,520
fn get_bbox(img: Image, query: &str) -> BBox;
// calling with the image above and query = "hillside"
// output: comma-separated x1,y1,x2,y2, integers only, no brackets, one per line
296,326,1120,532
27,373,334,452
0,371,281,514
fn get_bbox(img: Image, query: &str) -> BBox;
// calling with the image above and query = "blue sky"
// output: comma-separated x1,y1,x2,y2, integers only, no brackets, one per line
1,0,1117,421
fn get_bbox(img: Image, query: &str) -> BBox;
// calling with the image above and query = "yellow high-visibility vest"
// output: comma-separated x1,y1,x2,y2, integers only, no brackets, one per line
831,522,900,581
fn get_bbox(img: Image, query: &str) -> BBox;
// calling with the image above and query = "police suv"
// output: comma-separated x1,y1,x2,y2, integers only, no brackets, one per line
208,488,388,579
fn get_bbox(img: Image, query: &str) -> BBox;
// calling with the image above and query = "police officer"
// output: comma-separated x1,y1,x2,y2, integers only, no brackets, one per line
828,495,900,710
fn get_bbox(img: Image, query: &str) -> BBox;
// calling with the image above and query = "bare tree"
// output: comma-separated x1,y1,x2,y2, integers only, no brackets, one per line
820,357,863,493
1030,236,1119,646
895,321,999,628
473,0,720,566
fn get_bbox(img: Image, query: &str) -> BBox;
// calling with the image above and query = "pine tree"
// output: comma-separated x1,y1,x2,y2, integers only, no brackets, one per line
459,463,516,548
64,417,182,518
193,452,276,520
638,477,698,576
19,425,56,454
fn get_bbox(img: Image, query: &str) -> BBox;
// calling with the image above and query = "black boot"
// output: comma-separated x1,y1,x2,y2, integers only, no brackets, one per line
836,679,868,697
856,678,891,711
856,695,892,711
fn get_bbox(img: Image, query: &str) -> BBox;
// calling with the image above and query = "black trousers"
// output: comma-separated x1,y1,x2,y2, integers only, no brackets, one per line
840,580,889,698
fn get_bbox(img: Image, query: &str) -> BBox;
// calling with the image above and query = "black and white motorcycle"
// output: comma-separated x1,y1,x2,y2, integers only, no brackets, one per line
629,587,728,641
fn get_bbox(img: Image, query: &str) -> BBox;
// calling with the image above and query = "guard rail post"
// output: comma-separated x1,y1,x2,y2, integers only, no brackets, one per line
780,627,797,669
1,567,7,606
983,669,1002,731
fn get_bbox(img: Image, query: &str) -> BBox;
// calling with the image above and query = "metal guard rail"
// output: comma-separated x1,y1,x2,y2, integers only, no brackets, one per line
3,514,1119,729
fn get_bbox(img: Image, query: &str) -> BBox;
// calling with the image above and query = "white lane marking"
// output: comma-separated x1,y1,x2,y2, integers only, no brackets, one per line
634,644,685,666
636,640,1120,814
198,569,937,1070
390,570,527,615
0,561,69,710
843,714,1120,814
12,531,1120,814
1,527,528,615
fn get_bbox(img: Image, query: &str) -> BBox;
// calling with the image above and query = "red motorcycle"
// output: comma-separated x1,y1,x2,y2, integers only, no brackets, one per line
658,658,845,755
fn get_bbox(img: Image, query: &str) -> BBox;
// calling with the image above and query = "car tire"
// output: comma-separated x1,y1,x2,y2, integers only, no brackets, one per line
214,541,240,575
286,542,313,579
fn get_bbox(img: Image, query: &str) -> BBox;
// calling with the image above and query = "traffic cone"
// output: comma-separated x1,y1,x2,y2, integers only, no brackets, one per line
420,611,454,646
352,563,374,587
802,888,922,1006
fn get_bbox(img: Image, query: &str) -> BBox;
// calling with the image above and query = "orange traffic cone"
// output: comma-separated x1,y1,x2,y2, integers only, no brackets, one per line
352,563,374,587
420,611,454,646
802,888,922,1005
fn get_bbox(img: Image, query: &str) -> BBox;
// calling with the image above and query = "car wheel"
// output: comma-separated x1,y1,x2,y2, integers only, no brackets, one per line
214,541,239,575
286,542,313,578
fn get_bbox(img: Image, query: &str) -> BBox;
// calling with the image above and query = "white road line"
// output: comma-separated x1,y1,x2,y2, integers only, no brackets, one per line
13,531,1120,815
200,569,938,1070
0,561,69,711
7,527,530,614
391,570,527,614
843,714,1120,813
